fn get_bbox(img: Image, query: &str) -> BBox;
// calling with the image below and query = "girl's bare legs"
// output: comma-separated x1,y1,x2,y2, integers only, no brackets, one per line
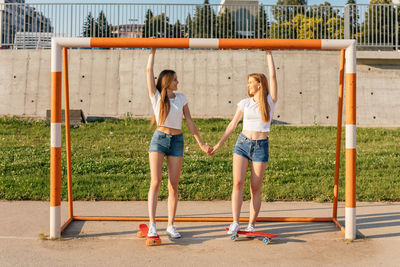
167,156,183,226
148,152,164,224
232,154,249,222
249,162,268,225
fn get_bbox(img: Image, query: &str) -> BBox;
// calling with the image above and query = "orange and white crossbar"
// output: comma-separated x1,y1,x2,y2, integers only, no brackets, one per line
50,38,356,240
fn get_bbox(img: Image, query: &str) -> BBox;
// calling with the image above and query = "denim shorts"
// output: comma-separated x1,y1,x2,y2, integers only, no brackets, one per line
233,132,269,162
149,130,184,157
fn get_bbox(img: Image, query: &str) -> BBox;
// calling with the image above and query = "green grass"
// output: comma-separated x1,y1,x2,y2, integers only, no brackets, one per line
0,116,399,202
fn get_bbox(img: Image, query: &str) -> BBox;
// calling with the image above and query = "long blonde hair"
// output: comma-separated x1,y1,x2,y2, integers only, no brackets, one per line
150,70,176,127
247,73,271,123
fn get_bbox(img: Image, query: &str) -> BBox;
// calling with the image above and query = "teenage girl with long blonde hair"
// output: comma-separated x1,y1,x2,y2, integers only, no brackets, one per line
211,50,278,234
146,48,211,238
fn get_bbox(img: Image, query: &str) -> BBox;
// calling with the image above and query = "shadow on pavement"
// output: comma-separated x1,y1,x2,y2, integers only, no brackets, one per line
61,220,340,246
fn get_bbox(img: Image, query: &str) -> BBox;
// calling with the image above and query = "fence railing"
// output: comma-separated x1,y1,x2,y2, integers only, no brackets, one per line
0,3,399,49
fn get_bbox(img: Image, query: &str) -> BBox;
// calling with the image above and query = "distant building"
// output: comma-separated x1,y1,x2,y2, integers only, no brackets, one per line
219,0,259,38
112,24,144,38
0,0,53,48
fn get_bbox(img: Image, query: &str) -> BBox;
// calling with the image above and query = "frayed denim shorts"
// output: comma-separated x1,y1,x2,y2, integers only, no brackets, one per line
233,132,269,162
149,130,184,157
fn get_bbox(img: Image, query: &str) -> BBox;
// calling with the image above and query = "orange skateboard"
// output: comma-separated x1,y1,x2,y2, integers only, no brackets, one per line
137,224,161,246
225,227,277,245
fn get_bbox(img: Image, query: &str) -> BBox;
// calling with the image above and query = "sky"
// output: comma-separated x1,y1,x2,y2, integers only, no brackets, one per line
25,0,371,5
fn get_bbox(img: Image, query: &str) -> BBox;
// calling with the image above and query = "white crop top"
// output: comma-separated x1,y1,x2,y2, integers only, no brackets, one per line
237,95,275,132
150,90,188,130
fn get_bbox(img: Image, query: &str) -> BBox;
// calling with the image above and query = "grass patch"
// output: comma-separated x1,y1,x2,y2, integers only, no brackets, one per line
0,116,399,202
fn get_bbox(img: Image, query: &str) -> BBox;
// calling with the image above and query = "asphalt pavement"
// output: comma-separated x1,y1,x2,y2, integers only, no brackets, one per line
0,201,399,266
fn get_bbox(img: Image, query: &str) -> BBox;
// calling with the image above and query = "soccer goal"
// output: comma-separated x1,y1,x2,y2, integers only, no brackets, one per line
50,37,357,240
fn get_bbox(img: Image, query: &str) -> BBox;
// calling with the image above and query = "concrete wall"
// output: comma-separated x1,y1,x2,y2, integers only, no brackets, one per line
0,49,399,127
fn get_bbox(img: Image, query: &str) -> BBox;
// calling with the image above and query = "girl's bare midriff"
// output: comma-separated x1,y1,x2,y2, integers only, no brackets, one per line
241,130,269,140
156,126,182,135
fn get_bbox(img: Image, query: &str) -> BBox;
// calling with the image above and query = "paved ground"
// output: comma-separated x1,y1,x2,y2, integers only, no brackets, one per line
0,201,399,266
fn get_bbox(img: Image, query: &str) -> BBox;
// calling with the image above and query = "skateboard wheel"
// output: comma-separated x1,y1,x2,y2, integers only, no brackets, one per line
230,235,238,241
263,237,270,245
146,238,161,246
137,231,143,238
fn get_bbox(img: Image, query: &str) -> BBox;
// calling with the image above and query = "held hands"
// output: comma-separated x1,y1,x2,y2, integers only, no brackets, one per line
211,144,220,156
200,143,213,156
204,143,220,157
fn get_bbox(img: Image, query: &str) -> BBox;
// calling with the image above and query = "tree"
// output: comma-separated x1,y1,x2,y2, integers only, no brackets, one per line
216,7,235,38
153,13,170,38
96,11,115,37
308,2,342,39
82,11,115,37
185,14,193,38
254,5,269,38
192,0,216,38
171,20,184,38
346,0,359,38
273,0,308,23
269,1,347,40
82,12,96,37
143,9,172,38
360,0,395,45
143,9,154,37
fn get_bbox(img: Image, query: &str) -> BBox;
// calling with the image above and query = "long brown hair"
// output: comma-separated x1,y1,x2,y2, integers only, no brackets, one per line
247,73,271,123
150,69,176,126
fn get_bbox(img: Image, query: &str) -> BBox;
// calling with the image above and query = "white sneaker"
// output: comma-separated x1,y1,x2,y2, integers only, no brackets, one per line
147,223,157,237
245,224,256,238
166,225,181,239
245,224,255,232
227,222,240,235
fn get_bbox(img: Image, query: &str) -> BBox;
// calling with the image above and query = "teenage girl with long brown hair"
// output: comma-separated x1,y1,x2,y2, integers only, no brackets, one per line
211,50,278,234
146,48,211,238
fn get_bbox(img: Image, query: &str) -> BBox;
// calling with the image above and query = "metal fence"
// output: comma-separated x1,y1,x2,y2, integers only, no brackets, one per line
0,3,399,49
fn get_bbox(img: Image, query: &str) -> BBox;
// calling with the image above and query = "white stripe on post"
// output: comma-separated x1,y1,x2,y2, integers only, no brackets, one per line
189,38,219,48
50,206,61,239
345,124,356,149
51,123,61,148
55,37,91,48
321,39,353,49
345,41,356,74
51,40,62,72
345,207,356,240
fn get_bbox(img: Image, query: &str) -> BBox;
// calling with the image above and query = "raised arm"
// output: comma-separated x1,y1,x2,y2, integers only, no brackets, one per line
183,104,211,154
146,48,157,98
266,50,278,103
212,108,243,153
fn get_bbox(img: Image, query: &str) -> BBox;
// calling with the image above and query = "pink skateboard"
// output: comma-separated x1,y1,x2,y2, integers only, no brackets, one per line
137,224,161,246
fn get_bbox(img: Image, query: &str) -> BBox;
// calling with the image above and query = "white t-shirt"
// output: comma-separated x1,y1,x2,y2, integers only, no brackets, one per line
237,94,275,132
150,90,188,130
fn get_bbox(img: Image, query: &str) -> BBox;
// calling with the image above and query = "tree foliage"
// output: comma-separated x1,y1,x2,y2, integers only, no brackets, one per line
273,0,307,22
358,0,398,45
192,0,216,38
216,7,235,38
82,11,115,37
270,0,345,39
254,5,269,38
143,10,172,38
82,12,95,37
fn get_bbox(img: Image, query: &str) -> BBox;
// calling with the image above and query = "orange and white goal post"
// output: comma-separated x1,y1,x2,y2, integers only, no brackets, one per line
50,38,356,240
